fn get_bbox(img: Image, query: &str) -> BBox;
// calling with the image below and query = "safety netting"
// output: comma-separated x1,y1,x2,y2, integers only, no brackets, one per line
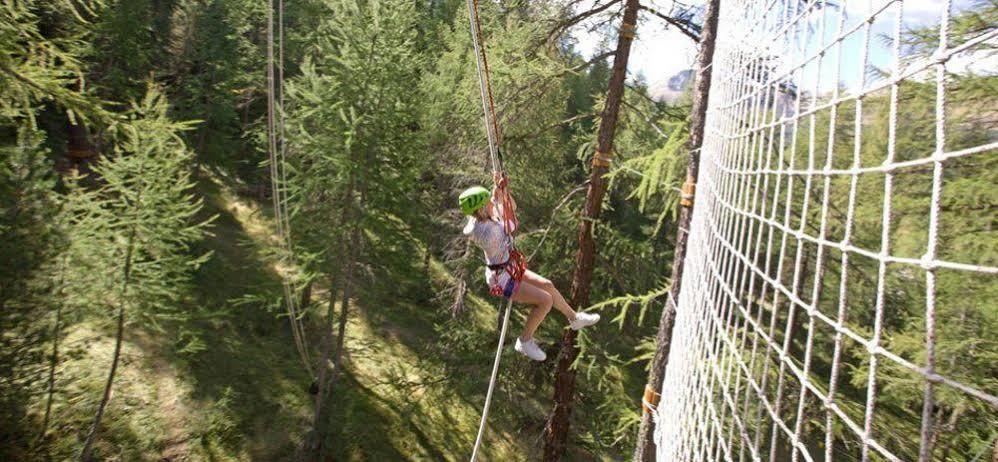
654,0,998,460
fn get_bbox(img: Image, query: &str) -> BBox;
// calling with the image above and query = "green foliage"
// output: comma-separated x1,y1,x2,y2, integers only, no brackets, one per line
165,0,268,170
0,124,61,309
0,0,992,459
0,0,108,123
62,87,211,327
285,0,429,287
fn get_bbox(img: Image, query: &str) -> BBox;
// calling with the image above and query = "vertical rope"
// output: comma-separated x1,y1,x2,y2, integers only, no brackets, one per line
466,0,503,173
470,298,513,462
267,0,312,376
464,1,519,459
919,0,951,459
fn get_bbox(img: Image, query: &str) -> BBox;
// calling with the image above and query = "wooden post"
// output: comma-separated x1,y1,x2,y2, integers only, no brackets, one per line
542,0,640,459
632,0,720,459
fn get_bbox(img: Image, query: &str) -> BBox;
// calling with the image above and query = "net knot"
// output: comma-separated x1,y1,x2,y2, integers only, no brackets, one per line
932,47,949,64
919,253,938,271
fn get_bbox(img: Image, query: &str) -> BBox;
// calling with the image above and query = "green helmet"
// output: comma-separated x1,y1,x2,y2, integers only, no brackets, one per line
459,186,490,215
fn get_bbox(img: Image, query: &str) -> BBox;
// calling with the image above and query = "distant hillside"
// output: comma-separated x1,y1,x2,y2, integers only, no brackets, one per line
649,69,693,102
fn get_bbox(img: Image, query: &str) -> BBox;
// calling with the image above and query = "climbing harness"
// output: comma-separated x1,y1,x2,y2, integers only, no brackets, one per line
465,0,527,459
485,176,527,298
266,0,313,376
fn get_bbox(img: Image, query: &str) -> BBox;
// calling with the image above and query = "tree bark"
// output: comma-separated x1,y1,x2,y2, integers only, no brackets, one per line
317,229,358,462
300,280,313,311
40,296,63,440
542,0,640,459
329,253,354,389
40,257,69,442
81,226,136,461
304,280,338,461
632,0,720,459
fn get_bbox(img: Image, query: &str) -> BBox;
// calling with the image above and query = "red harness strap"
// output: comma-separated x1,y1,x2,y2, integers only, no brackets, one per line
488,248,526,297
487,174,527,297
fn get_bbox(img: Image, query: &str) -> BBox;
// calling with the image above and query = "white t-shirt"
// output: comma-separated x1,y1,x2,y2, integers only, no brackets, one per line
463,207,516,287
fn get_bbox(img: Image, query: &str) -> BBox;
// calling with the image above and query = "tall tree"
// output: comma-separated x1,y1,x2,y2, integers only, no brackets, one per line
283,0,429,457
632,0,720,458
543,0,640,459
70,89,210,461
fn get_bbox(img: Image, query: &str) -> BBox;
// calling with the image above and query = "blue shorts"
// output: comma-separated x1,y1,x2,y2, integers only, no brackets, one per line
501,278,519,299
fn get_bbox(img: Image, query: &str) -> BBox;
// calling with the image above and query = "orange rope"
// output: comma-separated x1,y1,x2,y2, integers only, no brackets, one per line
471,0,503,154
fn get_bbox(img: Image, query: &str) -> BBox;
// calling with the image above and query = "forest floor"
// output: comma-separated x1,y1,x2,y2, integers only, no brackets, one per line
13,169,535,461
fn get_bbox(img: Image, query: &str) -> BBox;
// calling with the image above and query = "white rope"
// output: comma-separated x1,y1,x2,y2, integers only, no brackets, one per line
654,0,998,460
465,1,519,459
470,298,513,462
466,0,502,172
267,0,312,376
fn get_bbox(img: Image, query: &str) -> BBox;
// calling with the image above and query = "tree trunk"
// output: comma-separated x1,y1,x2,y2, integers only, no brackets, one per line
632,0,720,459
81,227,136,461
317,231,357,462
300,280,313,311
307,177,357,461
329,258,353,390
304,280,339,461
40,296,63,440
542,0,640,459
40,257,69,441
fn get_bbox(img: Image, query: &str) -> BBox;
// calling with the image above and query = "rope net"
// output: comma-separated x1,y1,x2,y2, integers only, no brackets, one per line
655,0,997,460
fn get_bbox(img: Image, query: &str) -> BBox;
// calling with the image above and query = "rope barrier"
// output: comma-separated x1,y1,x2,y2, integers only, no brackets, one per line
266,0,313,376
655,0,998,460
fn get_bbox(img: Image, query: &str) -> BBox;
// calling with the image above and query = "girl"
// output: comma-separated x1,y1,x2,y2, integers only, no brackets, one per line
459,181,599,361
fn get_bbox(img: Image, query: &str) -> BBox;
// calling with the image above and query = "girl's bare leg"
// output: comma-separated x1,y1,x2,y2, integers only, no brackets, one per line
520,270,576,322
510,282,552,341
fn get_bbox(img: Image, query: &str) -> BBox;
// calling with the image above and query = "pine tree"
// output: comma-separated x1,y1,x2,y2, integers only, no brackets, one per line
0,0,108,121
283,0,430,457
166,0,268,170
544,0,641,458
62,88,210,461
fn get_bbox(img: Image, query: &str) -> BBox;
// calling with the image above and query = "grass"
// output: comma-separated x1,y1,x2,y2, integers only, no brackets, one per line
5,168,545,461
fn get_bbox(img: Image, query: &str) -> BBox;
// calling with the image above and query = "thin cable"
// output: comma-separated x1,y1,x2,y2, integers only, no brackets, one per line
267,0,312,376
470,298,514,462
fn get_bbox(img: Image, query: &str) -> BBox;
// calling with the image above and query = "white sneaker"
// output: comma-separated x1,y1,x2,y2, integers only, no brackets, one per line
514,337,547,361
570,312,601,331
